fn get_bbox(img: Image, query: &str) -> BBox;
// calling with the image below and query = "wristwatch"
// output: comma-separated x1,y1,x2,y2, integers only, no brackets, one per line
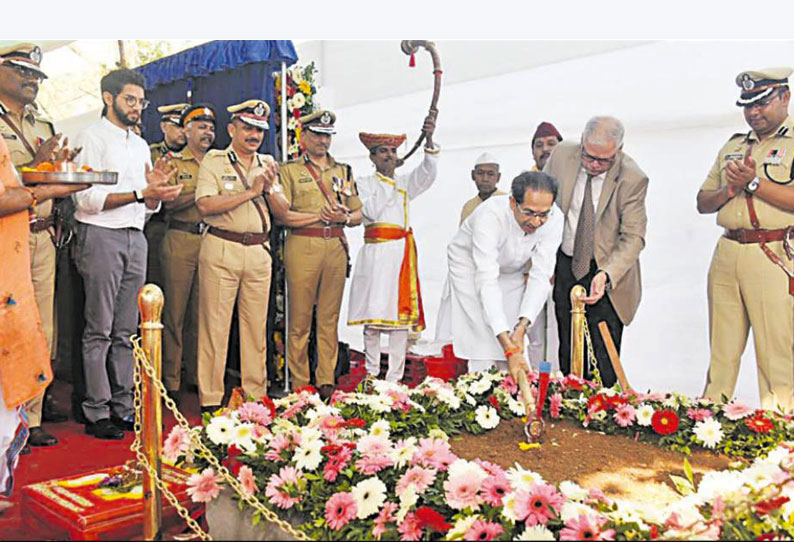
266,183,283,195
133,189,145,203
745,177,760,194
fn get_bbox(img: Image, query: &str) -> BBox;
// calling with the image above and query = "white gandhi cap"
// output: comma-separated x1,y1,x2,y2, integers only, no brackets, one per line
474,152,499,166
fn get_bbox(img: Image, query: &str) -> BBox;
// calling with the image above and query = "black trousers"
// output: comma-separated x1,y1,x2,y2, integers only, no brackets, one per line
553,251,623,388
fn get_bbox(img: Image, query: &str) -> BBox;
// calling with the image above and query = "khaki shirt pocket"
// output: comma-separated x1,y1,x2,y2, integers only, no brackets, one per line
293,178,318,209
219,173,245,195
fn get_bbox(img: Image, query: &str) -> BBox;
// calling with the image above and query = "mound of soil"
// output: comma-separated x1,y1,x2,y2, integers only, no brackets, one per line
450,418,738,506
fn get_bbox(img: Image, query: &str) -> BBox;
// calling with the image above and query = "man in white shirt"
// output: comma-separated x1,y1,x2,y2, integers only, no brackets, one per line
348,116,438,382
73,69,182,440
441,171,563,381
544,117,648,387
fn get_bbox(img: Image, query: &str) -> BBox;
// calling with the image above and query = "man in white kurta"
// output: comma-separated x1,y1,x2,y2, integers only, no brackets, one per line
441,171,563,377
348,117,438,381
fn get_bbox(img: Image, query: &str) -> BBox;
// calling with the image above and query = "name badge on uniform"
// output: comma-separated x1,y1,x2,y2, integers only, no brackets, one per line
764,149,786,165
178,173,193,181
1,133,17,140
221,175,237,182
298,177,313,184
724,152,744,162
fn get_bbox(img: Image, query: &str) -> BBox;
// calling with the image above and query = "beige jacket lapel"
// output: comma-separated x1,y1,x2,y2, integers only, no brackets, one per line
595,152,622,221
559,145,583,213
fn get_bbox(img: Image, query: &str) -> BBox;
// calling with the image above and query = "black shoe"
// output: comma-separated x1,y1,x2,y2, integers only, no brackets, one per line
85,419,124,440
42,396,68,423
200,405,220,416
20,443,31,455
110,415,135,432
319,384,335,401
28,427,58,447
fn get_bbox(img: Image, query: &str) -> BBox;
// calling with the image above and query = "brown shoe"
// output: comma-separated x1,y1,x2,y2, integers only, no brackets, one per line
319,384,335,401
28,426,58,447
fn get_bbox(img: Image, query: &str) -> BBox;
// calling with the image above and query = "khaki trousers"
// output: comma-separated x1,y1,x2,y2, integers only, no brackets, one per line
25,230,55,428
197,234,271,406
704,237,794,412
161,229,200,391
285,235,347,388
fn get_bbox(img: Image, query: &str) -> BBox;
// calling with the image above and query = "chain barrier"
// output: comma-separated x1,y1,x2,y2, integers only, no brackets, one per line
582,319,604,389
131,337,310,541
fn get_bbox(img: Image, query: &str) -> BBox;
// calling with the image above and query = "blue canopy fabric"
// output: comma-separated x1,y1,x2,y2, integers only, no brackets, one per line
137,40,298,155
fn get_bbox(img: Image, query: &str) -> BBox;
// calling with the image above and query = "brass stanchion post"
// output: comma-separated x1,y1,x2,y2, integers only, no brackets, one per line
138,284,164,540
570,285,587,378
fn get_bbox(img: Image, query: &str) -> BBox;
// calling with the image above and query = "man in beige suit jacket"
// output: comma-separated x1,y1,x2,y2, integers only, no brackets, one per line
543,116,648,387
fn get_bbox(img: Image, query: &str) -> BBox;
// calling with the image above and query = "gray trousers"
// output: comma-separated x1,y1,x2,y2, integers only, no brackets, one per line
74,223,146,423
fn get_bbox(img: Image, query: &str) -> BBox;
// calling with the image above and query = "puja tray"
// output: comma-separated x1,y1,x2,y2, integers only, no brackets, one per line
22,170,118,185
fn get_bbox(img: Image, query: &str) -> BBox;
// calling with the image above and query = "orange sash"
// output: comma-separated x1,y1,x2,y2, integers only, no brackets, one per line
364,224,425,331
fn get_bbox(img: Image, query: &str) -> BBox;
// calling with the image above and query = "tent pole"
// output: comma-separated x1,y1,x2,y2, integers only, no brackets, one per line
281,61,290,394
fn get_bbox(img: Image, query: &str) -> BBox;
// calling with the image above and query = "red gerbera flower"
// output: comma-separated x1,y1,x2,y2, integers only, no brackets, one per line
223,444,243,476
651,409,679,435
294,385,317,395
755,496,790,516
488,395,502,411
415,506,452,533
259,395,277,420
745,412,774,434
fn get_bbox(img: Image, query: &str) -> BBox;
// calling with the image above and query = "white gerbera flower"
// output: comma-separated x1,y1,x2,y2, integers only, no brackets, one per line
465,394,477,406
392,438,418,469
206,415,235,445
559,480,589,502
475,405,500,430
447,458,488,483
370,419,391,438
693,418,724,449
447,515,481,539
506,464,545,490
230,422,256,453
515,525,555,540
396,483,418,522
501,492,519,523
560,501,595,522
428,428,449,441
507,397,526,417
469,378,491,395
289,92,306,110
636,404,654,426
696,470,745,501
352,477,387,519
297,426,323,445
294,439,323,471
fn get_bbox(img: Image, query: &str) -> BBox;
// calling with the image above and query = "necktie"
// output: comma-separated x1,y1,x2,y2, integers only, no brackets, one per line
572,174,594,280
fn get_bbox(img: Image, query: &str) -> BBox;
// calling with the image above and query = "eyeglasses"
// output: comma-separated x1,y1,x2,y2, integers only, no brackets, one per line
581,148,617,167
121,94,150,110
517,207,551,220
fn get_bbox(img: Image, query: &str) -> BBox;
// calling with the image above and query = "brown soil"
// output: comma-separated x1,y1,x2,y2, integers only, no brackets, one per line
450,418,739,506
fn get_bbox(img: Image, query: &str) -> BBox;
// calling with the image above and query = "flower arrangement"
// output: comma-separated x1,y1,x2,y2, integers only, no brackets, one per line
274,62,319,159
167,371,794,540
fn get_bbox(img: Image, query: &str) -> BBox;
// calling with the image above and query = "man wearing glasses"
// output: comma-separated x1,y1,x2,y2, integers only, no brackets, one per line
544,116,649,387
698,67,794,412
442,171,563,383
72,68,183,439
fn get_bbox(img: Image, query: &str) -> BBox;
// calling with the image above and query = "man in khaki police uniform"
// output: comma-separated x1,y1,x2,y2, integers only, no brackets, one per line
150,103,188,161
161,104,216,402
0,43,73,450
146,103,188,289
460,152,505,224
698,67,794,412
195,99,278,412
266,110,363,399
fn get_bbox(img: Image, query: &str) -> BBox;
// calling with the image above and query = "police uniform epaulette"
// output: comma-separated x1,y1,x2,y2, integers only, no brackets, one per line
204,149,225,159
777,125,789,137
728,132,746,141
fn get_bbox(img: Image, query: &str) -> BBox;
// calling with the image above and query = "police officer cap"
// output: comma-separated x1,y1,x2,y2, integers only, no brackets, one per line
180,103,216,127
301,110,336,135
227,99,270,130
735,67,792,107
0,43,47,79
157,103,189,126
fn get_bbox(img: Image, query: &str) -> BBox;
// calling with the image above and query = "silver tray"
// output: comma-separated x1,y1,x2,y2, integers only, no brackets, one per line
22,170,118,185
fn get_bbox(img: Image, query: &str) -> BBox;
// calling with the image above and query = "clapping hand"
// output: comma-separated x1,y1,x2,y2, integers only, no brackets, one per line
725,154,756,193
320,202,350,224
143,162,182,202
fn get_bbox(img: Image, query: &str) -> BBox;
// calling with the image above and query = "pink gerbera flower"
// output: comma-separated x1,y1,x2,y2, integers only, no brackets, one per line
265,466,302,509
686,408,713,422
513,482,565,525
481,473,511,506
465,519,504,541
356,454,394,475
613,404,636,427
357,434,392,457
723,400,753,421
372,501,398,540
238,465,258,497
413,438,457,471
163,425,191,463
325,491,357,530
473,458,506,478
397,512,423,541
501,374,518,395
443,473,483,510
264,433,292,462
186,467,223,503
560,514,616,541
549,393,563,419
396,466,437,495
237,401,273,426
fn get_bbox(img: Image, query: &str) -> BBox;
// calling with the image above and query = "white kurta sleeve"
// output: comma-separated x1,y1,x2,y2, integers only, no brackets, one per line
359,176,400,222
518,207,564,323
72,129,110,214
470,207,511,337
403,145,439,200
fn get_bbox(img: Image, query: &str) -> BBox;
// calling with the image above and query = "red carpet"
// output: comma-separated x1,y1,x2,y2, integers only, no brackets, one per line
0,379,202,540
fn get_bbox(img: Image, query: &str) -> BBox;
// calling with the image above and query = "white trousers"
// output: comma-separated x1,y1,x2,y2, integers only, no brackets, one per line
363,326,409,382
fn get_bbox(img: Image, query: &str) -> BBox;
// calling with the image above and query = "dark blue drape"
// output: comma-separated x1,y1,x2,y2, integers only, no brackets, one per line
137,40,298,155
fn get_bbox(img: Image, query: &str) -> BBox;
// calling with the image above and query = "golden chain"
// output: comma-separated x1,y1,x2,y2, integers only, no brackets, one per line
582,319,603,388
131,337,310,540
